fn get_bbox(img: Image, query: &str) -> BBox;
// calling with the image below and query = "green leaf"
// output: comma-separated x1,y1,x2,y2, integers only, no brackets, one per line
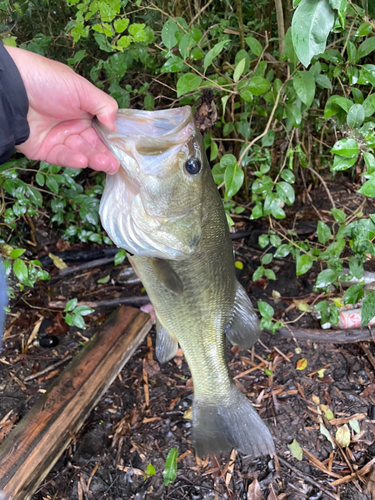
74,305,94,316
245,36,263,56
248,76,271,95
331,155,357,171
145,463,156,477
331,138,359,158
97,275,110,284
10,248,26,259
64,298,78,312
258,234,269,249
161,56,185,73
265,269,276,280
114,249,126,266
347,104,365,128
331,208,345,223
349,419,360,434
280,169,295,184
363,94,375,117
13,259,28,283
296,254,313,276
317,221,331,244
176,73,202,97
114,18,129,33
262,254,273,265
315,269,337,288
163,448,178,486
315,73,332,89
364,152,375,174
234,57,246,83
288,439,303,461
361,291,375,327
203,40,226,73
162,19,180,49
276,181,295,205
320,424,335,448
356,37,375,61
291,0,335,67
358,175,375,197
36,172,45,186
344,284,364,305
262,130,275,147
349,258,363,279
274,244,291,258
293,71,315,108
258,301,274,320
73,313,86,329
224,162,244,199
324,95,353,118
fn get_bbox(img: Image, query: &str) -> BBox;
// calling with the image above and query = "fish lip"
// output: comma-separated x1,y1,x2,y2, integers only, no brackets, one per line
93,107,194,145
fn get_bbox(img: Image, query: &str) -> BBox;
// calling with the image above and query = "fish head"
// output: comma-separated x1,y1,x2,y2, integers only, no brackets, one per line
95,106,208,260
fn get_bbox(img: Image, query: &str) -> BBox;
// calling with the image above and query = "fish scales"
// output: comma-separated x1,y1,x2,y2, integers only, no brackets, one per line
95,106,275,458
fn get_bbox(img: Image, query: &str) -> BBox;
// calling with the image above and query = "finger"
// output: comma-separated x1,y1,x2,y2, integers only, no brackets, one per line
80,128,120,172
78,77,118,132
45,144,88,169
65,134,119,173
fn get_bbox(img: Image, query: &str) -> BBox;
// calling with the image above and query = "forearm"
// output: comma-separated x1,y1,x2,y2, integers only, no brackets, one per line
0,44,30,163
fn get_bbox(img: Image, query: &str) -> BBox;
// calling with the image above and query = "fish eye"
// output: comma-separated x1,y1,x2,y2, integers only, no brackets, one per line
184,157,202,175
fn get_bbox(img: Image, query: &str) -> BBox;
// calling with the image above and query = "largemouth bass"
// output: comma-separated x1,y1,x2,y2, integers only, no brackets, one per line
94,107,274,457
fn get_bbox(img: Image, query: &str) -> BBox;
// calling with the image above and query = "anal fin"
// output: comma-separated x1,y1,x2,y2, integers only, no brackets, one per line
155,317,178,363
224,281,261,349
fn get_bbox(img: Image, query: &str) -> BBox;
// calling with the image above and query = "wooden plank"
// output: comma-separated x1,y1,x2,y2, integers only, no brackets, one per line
0,306,152,500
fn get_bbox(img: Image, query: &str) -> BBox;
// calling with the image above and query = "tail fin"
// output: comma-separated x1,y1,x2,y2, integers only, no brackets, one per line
193,383,274,458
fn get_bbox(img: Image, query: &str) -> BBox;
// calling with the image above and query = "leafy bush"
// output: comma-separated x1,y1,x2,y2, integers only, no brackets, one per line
1,0,375,330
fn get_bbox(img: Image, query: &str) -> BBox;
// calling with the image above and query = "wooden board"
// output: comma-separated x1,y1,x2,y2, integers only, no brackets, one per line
0,306,152,500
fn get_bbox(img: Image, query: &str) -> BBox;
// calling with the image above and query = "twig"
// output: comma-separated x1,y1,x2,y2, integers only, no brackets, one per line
48,296,150,309
274,0,285,56
189,0,214,26
274,326,375,343
278,457,339,500
304,166,336,209
300,166,324,222
24,356,73,383
239,85,284,165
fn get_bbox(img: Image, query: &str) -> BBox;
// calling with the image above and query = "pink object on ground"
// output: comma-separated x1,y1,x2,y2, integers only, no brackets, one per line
140,303,156,324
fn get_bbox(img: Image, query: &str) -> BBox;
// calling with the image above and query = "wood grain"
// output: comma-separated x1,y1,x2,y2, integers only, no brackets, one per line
0,306,152,500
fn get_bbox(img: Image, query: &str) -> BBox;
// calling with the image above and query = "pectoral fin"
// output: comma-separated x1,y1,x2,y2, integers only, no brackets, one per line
150,258,183,295
155,317,178,363
224,282,261,349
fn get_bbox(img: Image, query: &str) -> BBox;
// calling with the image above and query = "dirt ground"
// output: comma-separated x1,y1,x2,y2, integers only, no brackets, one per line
1,182,375,500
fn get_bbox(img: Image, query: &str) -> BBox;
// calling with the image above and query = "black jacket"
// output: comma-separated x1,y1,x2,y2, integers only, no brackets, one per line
0,43,30,164
0,43,29,340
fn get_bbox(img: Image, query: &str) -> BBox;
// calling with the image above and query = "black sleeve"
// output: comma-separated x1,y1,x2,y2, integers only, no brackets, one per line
0,44,30,165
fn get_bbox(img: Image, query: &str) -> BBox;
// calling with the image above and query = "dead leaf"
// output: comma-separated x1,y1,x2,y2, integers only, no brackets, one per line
143,358,160,377
49,253,67,270
312,394,320,405
296,358,307,370
247,478,263,500
336,424,351,447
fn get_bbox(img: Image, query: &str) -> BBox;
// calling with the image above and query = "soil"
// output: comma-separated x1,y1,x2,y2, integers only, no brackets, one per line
1,182,375,500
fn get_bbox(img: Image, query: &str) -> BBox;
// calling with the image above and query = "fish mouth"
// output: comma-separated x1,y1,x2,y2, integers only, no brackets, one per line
93,106,194,155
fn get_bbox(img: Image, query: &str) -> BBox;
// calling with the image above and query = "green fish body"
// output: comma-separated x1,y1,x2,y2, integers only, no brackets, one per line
95,107,274,457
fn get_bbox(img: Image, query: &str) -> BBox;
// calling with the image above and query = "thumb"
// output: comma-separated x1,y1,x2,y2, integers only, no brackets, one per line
79,77,118,132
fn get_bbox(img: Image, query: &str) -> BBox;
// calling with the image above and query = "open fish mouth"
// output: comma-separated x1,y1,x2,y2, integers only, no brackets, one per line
95,107,204,260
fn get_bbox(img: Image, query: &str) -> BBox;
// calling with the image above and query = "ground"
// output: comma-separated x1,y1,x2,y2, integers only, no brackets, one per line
1,182,375,500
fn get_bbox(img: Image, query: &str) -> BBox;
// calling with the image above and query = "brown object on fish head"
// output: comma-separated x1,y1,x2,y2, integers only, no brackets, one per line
94,106,275,459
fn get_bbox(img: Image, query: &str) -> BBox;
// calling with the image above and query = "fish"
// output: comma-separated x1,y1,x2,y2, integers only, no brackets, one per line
94,106,275,458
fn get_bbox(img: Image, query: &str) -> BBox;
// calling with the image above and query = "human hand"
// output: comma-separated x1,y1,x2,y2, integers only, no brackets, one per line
5,46,120,173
